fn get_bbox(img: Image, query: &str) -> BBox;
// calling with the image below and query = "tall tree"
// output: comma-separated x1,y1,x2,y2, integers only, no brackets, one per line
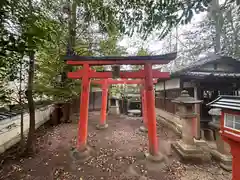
210,0,222,53
13,0,61,153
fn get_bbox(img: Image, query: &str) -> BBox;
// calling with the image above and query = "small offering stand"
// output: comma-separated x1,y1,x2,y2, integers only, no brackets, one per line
207,95,240,180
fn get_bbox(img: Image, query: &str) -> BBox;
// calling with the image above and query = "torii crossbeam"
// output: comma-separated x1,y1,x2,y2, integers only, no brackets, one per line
65,52,177,160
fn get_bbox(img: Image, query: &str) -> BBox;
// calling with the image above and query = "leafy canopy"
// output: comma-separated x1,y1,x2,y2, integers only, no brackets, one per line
79,0,216,40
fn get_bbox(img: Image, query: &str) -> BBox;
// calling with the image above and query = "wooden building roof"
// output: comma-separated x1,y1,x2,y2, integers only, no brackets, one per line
171,53,240,79
207,95,240,111
183,72,240,78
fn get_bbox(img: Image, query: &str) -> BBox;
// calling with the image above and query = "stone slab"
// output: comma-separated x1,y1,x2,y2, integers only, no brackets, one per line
172,140,211,163
139,126,148,133
156,115,182,136
70,146,93,162
96,123,108,130
210,149,232,171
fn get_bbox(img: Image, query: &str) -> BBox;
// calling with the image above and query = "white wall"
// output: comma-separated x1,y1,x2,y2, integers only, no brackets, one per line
0,105,54,154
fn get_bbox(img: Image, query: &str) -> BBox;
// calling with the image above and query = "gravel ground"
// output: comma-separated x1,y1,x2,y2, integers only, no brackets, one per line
0,111,232,180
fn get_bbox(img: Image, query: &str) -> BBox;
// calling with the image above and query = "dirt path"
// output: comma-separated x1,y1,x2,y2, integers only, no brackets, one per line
0,111,232,180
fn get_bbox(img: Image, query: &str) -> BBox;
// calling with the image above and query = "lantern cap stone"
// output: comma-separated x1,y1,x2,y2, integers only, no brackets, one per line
172,90,202,104
208,108,221,116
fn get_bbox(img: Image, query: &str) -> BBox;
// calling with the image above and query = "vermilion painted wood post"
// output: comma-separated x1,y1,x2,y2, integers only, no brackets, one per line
144,63,159,156
220,111,240,180
100,79,108,125
78,63,90,150
231,142,240,180
141,88,144,119
144,89,148,125
141,87,148,127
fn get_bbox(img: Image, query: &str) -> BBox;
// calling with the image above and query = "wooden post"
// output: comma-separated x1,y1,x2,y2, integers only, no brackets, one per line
140,86,148,132
231,143,240,180
142,88,148,126
163,81,166,110
144,63,159,156
100,80,108,125
78,64,90,150
222,136,240,180
93,91,96,111
194,85,201,140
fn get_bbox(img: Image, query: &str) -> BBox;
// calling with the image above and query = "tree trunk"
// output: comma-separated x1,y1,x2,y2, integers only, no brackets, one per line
227,9,239,55
210,0,222,53
25,51,36,153
70,0,77,49
19,59,25,152
62,0,77,123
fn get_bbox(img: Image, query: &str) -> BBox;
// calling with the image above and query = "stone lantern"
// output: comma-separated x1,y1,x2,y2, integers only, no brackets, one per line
208,108,221,124
108,96,120,115
172,90,210,162
208,108,232,171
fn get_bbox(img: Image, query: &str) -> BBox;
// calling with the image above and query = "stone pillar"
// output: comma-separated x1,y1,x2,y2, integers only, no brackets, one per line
208,108,232,171
115,99,120,115
172,90,210,162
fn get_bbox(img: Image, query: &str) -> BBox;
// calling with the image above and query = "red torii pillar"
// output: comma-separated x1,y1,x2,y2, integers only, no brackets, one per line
144,64,158,155
140,82,148,132
93,79,109,129
66,52,176,158
78,64,90,151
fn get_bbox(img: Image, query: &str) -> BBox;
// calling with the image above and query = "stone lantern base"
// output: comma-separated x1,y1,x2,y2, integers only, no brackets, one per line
210,149,232,171
208,121,232,171
108,106,120,115
172,140,211,162
139,125,148,133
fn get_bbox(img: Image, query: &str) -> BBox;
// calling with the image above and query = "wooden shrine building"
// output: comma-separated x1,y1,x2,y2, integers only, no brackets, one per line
155,53,240,129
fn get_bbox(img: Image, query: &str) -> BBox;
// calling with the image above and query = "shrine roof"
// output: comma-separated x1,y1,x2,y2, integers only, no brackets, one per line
183,72,240,78
207,95,240,111
171,53,239,76
64,52,177,65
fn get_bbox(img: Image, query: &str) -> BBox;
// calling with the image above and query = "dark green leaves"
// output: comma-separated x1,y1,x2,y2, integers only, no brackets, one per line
78,0,215,40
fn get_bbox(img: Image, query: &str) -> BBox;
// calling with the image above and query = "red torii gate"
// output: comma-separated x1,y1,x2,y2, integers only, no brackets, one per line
65,52,177,160
91,79,158,131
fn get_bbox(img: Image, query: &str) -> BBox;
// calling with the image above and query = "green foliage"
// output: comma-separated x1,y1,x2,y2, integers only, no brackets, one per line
131,48,150,70
98,34,127,56
35,45,84,102
136,47,150,56
1,0,239,106
78,0,217,40
0,0,62,105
